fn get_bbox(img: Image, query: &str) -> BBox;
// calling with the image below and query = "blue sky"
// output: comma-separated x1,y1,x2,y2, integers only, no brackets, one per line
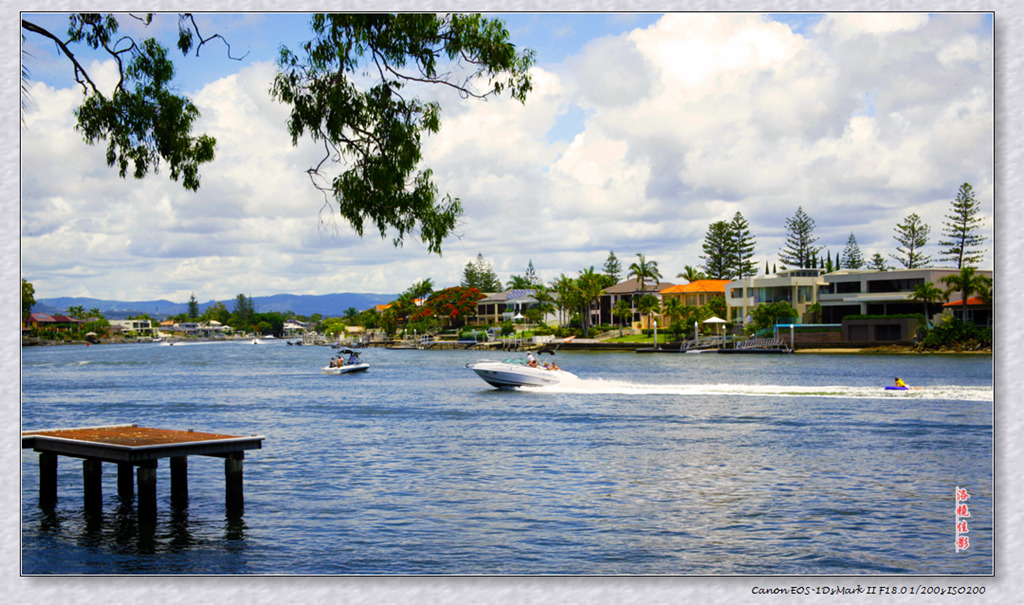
20,12,994,303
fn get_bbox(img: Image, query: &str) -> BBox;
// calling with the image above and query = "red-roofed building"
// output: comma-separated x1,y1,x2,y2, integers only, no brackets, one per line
943,296,992,327
22,313,82,333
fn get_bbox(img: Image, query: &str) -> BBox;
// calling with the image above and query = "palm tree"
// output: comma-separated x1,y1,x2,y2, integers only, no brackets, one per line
976,280,992,305
576,266,606,337
550,273,577,327
909,281,946,327
529,284,557,324
391,291,419,327
676,265,705,283
628,253,662,293
507,275,533,290
612,299,632,336
409,279,434,300
662,297,685,326
939,267,992,324
636,294,662,332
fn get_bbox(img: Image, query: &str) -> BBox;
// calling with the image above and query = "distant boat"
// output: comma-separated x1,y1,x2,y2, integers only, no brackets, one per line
322,350,369,375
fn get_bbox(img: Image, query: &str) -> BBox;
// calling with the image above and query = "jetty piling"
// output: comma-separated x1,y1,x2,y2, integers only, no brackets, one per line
22,424,264,519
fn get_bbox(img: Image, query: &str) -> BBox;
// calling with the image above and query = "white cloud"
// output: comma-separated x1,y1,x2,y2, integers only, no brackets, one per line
817,13,929,41
20,13,994,304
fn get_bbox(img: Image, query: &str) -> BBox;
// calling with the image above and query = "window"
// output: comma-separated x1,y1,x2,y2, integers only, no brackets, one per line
867,278,923,293
835,281,861,294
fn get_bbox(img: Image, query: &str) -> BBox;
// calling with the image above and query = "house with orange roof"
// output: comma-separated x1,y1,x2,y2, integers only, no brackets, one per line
943,296,991,327
659,279,731,308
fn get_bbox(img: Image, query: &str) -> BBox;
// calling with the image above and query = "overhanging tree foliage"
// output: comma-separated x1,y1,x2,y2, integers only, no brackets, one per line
271,13,534,253
22,13,222,191
23,13,535,254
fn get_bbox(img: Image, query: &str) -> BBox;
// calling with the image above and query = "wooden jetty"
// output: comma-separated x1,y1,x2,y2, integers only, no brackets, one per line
22,424,265,519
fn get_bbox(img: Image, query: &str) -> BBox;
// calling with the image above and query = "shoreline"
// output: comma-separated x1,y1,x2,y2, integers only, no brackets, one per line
23,338,992,356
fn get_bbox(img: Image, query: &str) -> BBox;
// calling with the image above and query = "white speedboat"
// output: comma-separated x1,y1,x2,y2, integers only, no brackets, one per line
467,357,577,389
322,350,369,375
321,362,369,375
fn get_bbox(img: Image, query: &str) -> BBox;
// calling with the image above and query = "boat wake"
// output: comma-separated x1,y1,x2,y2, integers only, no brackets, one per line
542,378,992,401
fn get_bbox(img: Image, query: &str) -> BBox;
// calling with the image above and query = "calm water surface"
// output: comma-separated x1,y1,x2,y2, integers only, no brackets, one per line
21,341,993,575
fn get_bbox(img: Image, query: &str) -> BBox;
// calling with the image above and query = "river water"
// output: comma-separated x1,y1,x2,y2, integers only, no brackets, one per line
20,341,993,575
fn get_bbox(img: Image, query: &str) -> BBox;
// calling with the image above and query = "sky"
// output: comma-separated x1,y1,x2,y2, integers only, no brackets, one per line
19,11,995,304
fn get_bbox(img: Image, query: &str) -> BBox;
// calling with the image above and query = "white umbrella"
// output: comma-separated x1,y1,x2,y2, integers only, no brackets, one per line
703,316,728,345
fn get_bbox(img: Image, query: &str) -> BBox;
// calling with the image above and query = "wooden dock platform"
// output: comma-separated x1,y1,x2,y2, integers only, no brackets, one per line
22,424,265,519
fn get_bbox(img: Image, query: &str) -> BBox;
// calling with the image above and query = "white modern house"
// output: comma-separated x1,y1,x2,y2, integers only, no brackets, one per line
109,319,158,337
724,269,826,324
818,268,993,325
725,267,993,334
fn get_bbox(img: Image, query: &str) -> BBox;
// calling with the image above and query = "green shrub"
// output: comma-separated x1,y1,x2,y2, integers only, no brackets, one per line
921,316,991,349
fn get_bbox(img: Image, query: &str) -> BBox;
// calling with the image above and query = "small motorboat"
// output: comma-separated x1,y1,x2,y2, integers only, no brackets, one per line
467,355,577,389
322,350,369,375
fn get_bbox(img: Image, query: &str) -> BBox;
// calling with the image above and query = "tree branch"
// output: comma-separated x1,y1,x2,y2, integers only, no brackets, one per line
22,18,101,95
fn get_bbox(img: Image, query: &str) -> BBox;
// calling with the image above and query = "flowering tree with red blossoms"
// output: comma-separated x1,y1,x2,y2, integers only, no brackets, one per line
412,286,483,329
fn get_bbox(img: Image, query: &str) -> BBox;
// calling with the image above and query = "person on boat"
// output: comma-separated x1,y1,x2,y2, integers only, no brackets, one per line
526,351,538,367
329,357,338,367
347,352,358,365
894,377,907,387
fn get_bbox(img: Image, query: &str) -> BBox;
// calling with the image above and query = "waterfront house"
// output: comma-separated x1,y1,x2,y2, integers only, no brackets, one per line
724,269,826,324
23,313,82,334
473,289,561,326
598,278,676,328
109,318,158,337
283,319,312,336
818,268,993,325
659,279,730,307
942,296,992,327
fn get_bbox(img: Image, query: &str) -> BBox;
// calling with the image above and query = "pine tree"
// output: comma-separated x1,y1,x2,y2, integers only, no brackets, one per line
842,233,864,269
939,182,986,268
729,211,758,277
524,260,540,286
187,292,200,319
700,220,735,279
778,207,823,269
868,253,889,271
461,252,502,292
603,251,622,283
892,213,932,268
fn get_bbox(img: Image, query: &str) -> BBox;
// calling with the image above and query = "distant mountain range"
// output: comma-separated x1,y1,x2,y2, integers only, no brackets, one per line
34,292,399,320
